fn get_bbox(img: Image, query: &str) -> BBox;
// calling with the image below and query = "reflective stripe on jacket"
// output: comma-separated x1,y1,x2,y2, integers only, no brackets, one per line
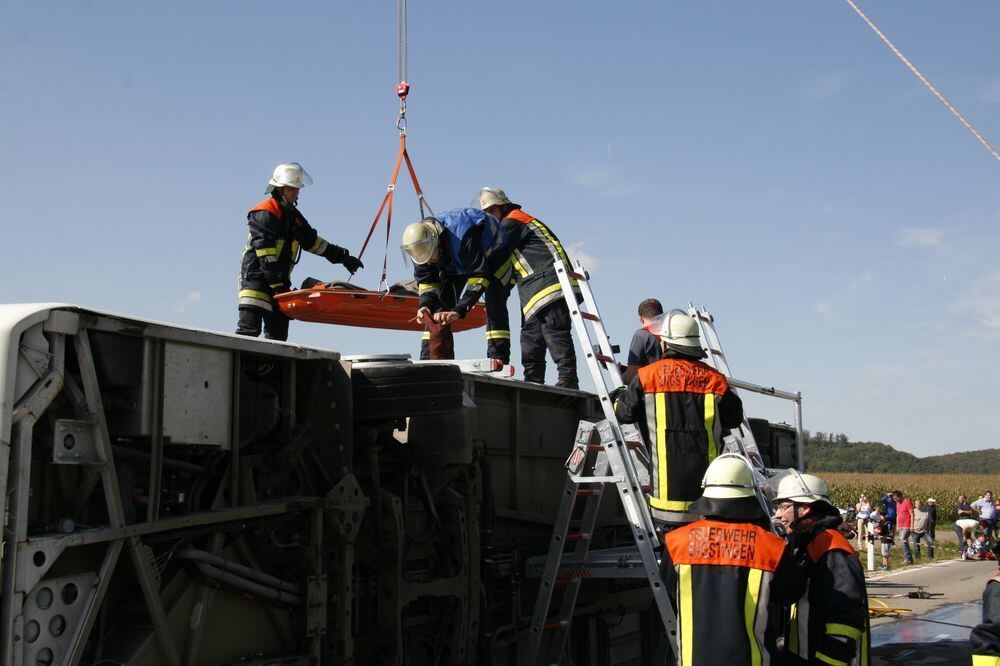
788,529,871,666
662,519,792,666
238,196,328,311
497,209,578,320
614,356,742,521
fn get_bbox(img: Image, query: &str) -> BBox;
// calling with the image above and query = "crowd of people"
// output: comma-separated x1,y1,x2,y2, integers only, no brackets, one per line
852,489,1000,568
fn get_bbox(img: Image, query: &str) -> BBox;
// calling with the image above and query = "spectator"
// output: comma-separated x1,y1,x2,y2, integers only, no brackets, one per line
957,495,977,550
856,494,872,549
911,499,934,559
974,491,998,539
871,512,894,570
894,491,914,565
967,534,996,561
881,492,898,531
926,497,937,541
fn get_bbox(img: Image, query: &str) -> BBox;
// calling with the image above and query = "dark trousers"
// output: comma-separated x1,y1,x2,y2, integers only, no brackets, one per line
521,300,577,385
236,305,289,341
419,277,511,363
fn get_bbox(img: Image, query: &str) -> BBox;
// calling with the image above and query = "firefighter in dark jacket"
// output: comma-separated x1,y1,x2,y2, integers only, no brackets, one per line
400,208,508,361
660,454,805,666
237,163,363,341
774,472,870,666
614,309,743,525
971,542,1000,665
474,187,579,389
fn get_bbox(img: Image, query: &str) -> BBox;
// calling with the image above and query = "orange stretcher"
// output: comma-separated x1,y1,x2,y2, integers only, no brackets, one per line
274,285,487,332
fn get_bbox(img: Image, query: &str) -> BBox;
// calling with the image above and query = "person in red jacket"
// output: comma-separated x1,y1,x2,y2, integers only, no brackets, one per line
775,472,870,666
237,163,362,340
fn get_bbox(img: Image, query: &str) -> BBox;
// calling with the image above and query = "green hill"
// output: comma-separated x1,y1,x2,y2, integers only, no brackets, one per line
804,431,1000,473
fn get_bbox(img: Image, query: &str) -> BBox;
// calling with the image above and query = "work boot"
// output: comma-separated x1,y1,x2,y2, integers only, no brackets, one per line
555,378,579,390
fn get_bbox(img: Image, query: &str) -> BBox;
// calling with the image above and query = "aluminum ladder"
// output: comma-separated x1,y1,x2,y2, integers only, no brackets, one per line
521,259,677,666
687,303,777,513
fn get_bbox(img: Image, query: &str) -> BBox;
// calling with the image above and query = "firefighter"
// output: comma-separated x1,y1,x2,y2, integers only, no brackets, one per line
774,472,871,666
971,542,1000,665
236,163,363,341
473,187,579,389
614,309,743,524
400,207,508,361
660,454,805,666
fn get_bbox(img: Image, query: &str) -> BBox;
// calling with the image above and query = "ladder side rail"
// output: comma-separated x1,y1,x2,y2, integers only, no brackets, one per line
546,451,612,662
524,477,594,660
566,259,626,391
554,262,617,416
595,422,678,639
688,304,764,460
553,260,651,507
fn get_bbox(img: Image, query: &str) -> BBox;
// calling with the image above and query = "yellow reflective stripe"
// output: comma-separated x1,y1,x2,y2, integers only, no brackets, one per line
745,568,762,666
239,289,273,301
814,652,848,666
275,239,286,257
678,564,694,666
466,277,490,290
485,330,510,340
531,220,570,265
522,282,563,316
826,623,863,640
308,236,326,254
704,394,718,461
651,498,694,511
649,393,671,511
421,332,430,340
972,656,1000,666
255,247,278,257
512,253,530,278
493,257,513,280
789,604,799,654
418,283,441,294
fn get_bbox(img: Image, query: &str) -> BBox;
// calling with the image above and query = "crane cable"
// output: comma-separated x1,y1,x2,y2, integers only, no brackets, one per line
844,0,1000,164
357,0,434,292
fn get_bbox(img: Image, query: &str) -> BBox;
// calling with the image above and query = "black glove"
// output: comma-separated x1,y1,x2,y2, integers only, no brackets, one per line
342,255,364,274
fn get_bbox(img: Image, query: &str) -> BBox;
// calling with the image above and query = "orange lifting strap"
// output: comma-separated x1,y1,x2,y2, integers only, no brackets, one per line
355,104,432,293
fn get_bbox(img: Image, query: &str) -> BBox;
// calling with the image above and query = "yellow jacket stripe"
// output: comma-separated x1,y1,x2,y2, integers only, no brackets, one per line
973,656,1000,666
815,651,849,666
486,330,511,340
679,564,694,666
826,623,863,640
466,276,490,290
744,568,763,666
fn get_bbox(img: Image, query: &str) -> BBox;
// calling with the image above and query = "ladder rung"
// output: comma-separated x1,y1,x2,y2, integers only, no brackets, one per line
543,619,571,631
594,354,615,363
554,577,579,587
586,444,605,452
576,489,601,496
625,441,644,450
564,532,591,543
580,312,600,322
566,270,587,281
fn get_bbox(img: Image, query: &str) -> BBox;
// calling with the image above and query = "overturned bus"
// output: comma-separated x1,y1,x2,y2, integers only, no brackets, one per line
0,304,800,665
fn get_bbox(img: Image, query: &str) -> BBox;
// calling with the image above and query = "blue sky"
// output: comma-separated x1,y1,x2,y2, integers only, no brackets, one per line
2,2,998,457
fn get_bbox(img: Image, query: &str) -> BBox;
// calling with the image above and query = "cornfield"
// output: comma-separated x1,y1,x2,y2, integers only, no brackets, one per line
823,472,1000,522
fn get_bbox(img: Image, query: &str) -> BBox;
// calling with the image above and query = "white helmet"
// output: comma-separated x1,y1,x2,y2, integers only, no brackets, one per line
701,454,757,499
401,219,441,265
773,471,833,507
266,162,313,193
645,309,704,358
472,187,518,211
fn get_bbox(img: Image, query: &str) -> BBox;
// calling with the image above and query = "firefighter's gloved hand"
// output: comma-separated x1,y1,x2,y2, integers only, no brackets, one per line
269,282,291,294
342,255,364,274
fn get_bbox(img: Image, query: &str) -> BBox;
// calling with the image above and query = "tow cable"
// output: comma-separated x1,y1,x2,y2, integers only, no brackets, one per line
356,0,434,295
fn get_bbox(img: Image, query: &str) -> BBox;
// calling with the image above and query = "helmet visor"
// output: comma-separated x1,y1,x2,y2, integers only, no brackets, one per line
401,236,437,265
